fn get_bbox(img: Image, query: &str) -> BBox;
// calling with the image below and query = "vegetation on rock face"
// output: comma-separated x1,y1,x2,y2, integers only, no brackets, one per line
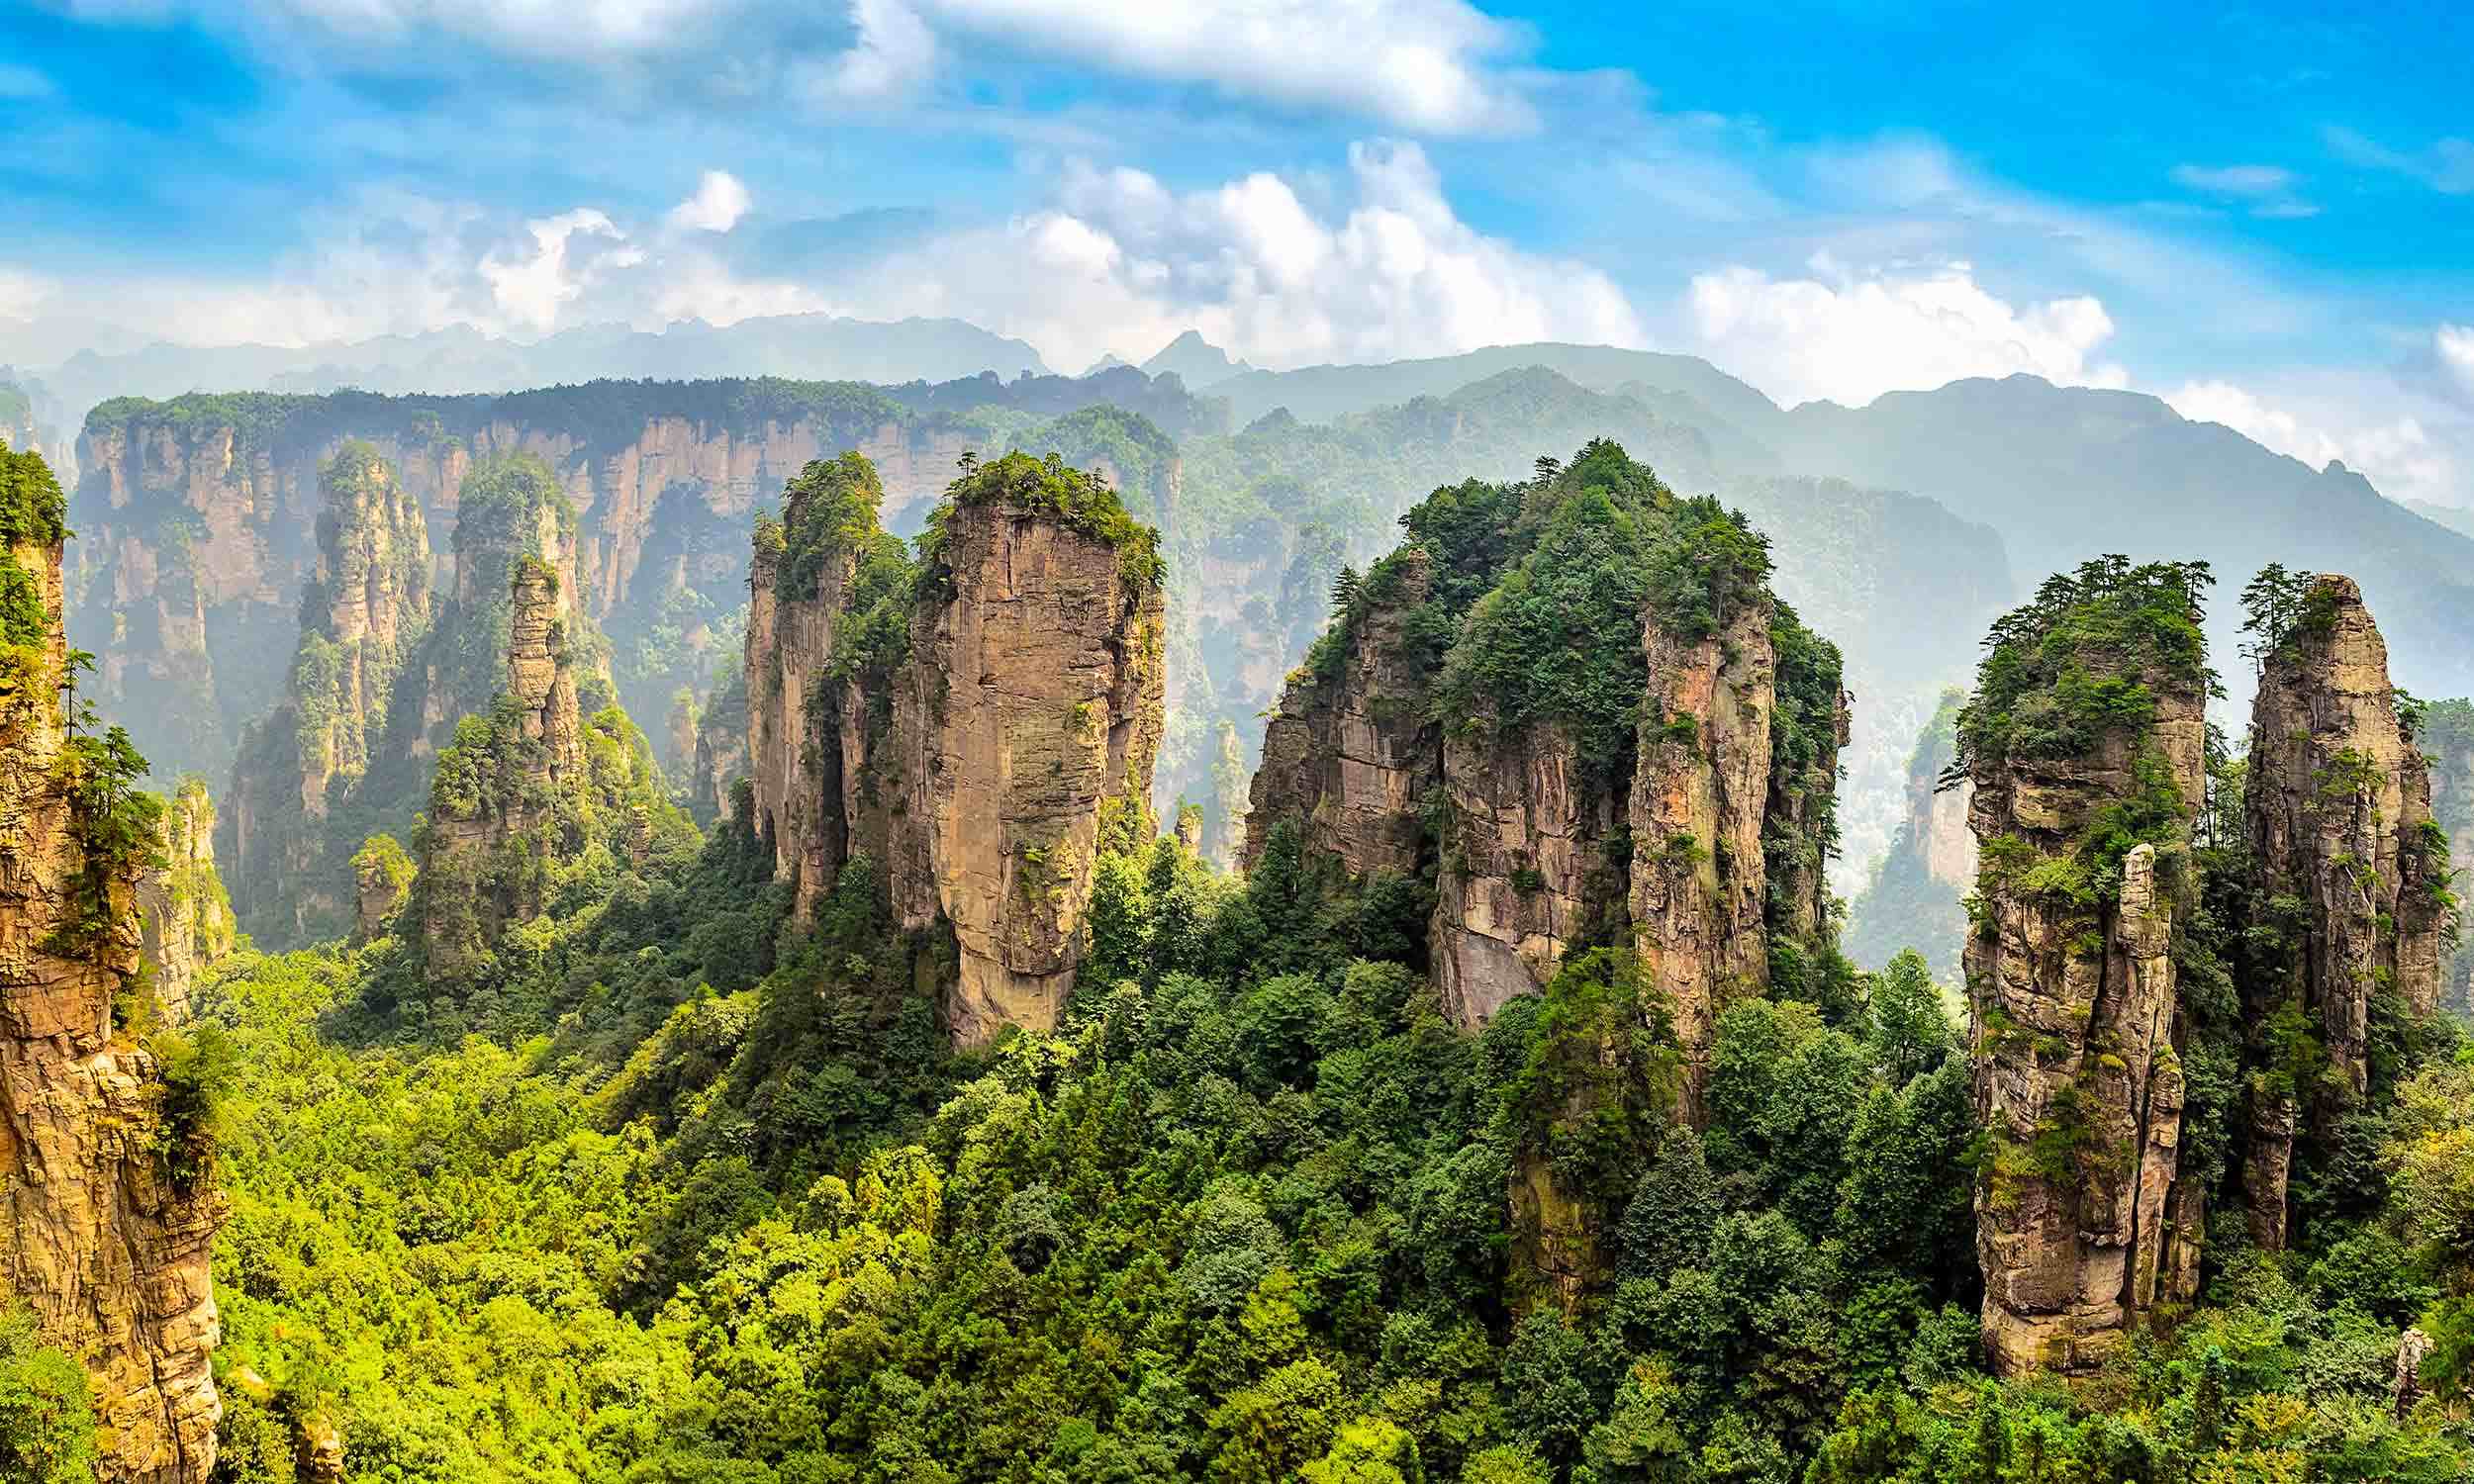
923,449,1165,592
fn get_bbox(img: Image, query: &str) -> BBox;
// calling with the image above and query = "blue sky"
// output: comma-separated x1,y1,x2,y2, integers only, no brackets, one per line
2,0,2469,503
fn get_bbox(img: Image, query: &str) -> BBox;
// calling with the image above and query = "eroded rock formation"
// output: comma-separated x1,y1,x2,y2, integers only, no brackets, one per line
0,446,221,1482
224,443,431,943
137,779,238,1024
410,556,594,979
2237,575,2447,1249
740,451,1166,1044
1243,546,1439,881
1961,563,2210,1376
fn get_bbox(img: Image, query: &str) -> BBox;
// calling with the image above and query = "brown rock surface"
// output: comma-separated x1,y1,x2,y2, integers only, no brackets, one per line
1965,658,2207,1375
2237,574,2446,1246
891,490,1166,1044
1629,601,1778,1116
0,520,221,1482
1242,547,1440,881
136,780,237,1025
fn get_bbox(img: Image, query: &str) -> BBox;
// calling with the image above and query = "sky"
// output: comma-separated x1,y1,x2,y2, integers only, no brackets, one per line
2,0,2470,505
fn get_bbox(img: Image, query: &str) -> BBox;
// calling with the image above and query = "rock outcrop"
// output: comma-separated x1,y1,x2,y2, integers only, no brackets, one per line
2237,575,2447,1249
1960,559,2211,1376
136,778,238,1024
1243,546,1440,881
223,443,431,943
740,450,1167,1045
0,445,221,1482
2428,700,2474,1016
410,555,590,979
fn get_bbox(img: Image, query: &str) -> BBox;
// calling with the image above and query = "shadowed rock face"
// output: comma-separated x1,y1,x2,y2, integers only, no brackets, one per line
1964,637,2208,1376
1244,546,1440,883
741,452,1167,1045
0,497,222,1482
2237,575,2446,1249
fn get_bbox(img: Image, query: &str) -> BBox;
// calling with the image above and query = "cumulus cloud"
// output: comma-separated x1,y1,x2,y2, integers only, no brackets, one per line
830,139,1640,371
1676,258,2126,408
2438,324,2474,402
666,170,752,233
804,0,938,102
479,210,634,332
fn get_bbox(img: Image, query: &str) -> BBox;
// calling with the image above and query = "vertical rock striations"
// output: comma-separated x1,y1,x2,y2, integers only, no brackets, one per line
1244,545,1441,881
739,450,1166,1045
1844,688,1975,982
224,443,431,943
891,462,1167,1044
2236,574,2447,1249
1956,557,2213,1375
0,446,221,1483
137,778,238,1024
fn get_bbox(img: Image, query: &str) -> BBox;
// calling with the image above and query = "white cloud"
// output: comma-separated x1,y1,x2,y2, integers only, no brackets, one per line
665,170,752,232
2325,125,2474,195
828,139,1640,371
0,267,54,324
1677,259,2127,408
2166,374,2468,510
479,209,631,332
249,0,720,57
804,0,938,101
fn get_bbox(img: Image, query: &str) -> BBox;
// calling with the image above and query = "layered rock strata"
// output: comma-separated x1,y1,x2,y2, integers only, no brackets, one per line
740,451,1166,1044
1964,593,2208,1375
0,447,221,1482
2238,575,2446,1248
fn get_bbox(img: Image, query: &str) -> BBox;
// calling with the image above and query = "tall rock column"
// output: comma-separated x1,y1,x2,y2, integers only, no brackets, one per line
1628,600,1778,1118
1961,559,2210,1375
892,454,1166,1045
224,442,431,944
2238,574,2446,1249
0,446,221,1482
138,778,238,1024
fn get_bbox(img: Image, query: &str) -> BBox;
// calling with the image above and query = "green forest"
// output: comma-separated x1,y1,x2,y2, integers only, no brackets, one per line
3,433,2471,1484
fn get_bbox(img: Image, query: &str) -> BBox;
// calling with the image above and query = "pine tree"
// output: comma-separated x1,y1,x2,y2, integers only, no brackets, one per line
1618,1126,1720,1280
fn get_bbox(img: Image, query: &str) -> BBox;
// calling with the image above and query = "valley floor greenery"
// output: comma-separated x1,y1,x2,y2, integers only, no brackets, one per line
163,800,2474,1483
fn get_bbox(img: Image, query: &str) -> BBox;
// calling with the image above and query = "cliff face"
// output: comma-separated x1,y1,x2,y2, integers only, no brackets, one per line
137,779,238,1024
0,447,221,1482
2237,575,2447,1249
740,452,1167,1045
73,382,1209,789
1844,688,1975,983
1243,546,1439,881
1960,561,2211,1376
223,444,431,943
2428,700,2474,1016
891,489,1167,1044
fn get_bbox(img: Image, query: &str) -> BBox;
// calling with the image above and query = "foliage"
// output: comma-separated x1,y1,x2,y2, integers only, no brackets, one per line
0,1310,97,1484
922,450,1165,592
